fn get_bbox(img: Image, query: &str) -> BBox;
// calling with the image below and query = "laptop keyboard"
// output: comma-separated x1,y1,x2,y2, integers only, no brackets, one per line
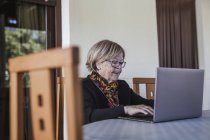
119,113,153,122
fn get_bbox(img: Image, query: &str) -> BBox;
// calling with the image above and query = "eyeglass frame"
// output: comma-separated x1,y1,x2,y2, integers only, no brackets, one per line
105,59,126,68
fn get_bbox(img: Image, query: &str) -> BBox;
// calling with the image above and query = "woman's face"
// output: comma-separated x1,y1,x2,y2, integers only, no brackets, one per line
96,53,124,83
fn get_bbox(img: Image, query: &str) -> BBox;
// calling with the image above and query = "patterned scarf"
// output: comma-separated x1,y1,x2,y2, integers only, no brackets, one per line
90,72,120,108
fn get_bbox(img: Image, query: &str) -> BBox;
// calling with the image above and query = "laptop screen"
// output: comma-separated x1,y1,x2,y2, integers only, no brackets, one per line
154,68,204,122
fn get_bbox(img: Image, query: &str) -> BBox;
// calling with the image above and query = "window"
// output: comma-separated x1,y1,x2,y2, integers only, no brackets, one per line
0,0,61,139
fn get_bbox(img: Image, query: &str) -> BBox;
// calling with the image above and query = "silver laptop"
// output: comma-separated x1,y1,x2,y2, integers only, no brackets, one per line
119,67,204,123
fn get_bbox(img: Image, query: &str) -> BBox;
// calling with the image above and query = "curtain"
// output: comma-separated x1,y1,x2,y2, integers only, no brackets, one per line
156,0,198,68
19,3,45,30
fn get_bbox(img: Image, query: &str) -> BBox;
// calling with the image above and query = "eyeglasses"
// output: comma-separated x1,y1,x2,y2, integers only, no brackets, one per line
106,60,126,68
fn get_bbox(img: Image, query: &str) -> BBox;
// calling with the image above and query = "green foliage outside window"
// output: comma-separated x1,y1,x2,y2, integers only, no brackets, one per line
5,27,46,87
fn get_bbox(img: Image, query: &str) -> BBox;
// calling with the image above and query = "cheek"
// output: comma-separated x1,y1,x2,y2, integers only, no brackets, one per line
103,63,113,71
106,67,114,75
100,64,113,76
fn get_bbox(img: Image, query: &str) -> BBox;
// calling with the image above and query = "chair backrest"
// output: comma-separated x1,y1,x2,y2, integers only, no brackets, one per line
56,77,84,140
56,76,64,140
132,78,155,100
9,47,83,140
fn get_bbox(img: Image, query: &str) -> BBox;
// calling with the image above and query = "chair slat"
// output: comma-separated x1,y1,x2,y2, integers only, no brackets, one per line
30,70,54,140
132,77,155,100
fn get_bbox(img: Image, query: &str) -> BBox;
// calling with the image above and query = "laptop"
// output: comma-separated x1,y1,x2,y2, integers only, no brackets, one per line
119,67,204,123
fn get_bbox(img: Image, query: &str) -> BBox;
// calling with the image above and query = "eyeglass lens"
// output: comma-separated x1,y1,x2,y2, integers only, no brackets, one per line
109,60,126,68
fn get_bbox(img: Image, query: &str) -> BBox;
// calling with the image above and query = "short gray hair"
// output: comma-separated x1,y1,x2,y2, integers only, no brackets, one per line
86,40,125,72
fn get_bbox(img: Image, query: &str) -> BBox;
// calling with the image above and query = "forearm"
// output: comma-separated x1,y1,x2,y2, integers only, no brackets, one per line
130,90,154,107
85,105,125,123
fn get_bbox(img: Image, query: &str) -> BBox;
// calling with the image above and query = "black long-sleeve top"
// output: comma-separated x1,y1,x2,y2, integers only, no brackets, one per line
82,76,154,124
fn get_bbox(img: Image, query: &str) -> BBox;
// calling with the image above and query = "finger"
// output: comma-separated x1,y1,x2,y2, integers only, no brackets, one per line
135,105,151,110
138,107,153,115
134,104,146,109
138,109,149,115
141,105,153,112
145,106,154,113
131,107,148,115
132,105,154,115
141,107,154,115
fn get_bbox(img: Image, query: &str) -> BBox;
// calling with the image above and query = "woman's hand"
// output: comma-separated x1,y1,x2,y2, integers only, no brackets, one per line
124,105,154,116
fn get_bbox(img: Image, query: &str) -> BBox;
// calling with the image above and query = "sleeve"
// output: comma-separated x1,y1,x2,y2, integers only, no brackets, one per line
119,80,154,107
129,88,154,107
82,82,125,124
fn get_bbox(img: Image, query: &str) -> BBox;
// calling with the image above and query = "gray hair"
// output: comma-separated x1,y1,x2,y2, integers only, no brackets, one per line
86,40,125,72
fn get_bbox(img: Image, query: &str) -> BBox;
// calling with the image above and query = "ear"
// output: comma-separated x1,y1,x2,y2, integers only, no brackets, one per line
96,62,101,70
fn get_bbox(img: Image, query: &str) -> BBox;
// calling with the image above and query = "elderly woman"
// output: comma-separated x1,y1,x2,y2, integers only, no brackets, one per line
82,40,154,124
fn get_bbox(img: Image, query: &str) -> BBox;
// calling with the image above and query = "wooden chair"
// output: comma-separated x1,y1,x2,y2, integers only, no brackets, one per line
56,76,64,140
56,77,84,140
9,47,83,140
132,78,155,100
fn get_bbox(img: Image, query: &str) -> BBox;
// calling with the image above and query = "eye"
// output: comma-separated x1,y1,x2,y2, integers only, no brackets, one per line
111,60,118,65
119,62,124,65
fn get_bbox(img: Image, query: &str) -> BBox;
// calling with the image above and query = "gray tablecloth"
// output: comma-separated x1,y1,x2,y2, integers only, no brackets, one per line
83,110,210,140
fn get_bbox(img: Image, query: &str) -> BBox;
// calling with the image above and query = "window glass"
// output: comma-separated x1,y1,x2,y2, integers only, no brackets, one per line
4,27,46,87
3,3,47,88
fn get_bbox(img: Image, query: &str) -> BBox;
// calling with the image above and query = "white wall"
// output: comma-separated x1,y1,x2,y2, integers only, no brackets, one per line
61,1,70,139
68,0,159,86
61,0,70,47
196,0,210,110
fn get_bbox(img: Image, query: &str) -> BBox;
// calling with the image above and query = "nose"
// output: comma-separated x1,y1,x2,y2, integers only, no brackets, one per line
114,64,122,69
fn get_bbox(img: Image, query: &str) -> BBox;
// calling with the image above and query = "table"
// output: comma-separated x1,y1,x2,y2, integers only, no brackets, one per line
83,110,210,140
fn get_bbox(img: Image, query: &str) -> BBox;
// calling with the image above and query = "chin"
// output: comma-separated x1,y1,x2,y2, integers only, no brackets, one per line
111,76,119,81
